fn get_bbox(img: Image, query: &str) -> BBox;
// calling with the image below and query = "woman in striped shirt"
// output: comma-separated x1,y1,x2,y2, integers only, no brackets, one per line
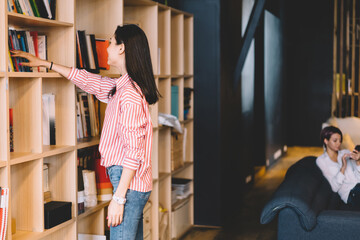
11,24,160,240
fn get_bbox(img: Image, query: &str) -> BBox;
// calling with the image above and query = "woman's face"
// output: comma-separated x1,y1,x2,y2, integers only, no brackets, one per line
325,133,342,152
107,36,124,66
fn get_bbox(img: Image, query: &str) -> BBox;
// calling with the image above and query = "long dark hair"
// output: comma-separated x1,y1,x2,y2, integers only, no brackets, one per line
320,126,343,148
109,24,160,105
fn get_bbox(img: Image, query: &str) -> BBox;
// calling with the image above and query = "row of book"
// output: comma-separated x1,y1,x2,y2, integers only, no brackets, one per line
7,0,56,20
77,148,112,215
76,90,100,139
76,30,110,73
8,29,47,72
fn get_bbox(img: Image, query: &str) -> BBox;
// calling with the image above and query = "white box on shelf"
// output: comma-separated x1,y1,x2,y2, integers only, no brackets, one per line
171,198,191,239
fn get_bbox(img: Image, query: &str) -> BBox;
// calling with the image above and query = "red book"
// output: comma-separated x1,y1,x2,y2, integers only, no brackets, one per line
95,39,110,70
0,188,9,240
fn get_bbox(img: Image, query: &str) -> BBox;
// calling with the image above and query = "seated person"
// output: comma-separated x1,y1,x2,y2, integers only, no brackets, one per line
316,126,360,210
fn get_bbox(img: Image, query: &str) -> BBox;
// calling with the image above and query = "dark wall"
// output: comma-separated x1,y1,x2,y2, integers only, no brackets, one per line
284,0,333,146
220,0,255,223
175,0,223,226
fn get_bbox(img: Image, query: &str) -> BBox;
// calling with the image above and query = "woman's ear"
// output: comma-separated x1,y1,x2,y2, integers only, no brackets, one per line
324,139,329,146
119,43,125,55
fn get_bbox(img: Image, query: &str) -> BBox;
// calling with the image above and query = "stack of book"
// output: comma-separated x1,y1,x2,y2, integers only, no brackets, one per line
184,87,193,120
8,29,47,72
76,90,100,139
171,178,191,202
7,0,56,20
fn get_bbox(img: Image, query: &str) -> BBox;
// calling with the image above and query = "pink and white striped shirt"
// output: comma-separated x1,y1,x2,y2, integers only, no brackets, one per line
68,68,152,192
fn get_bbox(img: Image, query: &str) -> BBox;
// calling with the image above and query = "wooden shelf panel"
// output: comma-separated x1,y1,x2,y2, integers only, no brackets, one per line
78,200,110,220
77,136,101,149
171,162,193,176
124,0,157,6
159,172,171,182
9,145,74,165
0,161,6,168
7,12,73,28
0,72,4,77
12,218,76,240
8,72,62,78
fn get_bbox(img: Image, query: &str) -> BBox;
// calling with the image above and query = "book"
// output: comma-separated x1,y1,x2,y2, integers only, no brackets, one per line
0,188,9,240
9,109,14,152
43,163,49,192
35,0,48,18
13,0,23,14
77,30,89,70
86,35,96,71
42,93,56,145
95,39,110,70
76,101,84,139
37,34,47,72
82,170,97,207
94,151,112,201
78,92,91,137
29,0,40,17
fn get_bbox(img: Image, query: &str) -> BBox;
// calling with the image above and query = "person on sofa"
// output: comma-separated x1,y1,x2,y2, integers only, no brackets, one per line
317,126,360,210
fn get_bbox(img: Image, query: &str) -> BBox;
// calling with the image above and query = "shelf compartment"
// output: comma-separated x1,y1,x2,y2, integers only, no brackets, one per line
124,4,158,74
11,159,43,234
7,12,74,28
171,77,184,121
12,218,76,240
43,151,77,218
184,77,194,120
171,11,184,75
158,7,171,75
78,208,106,235
0,77,7,161
159,128,171,173
77,136,101,149
158,77,171,114
76,0,123,76
184,16,193,75
159,177,171,240
9,77,42,154
42,78,76,146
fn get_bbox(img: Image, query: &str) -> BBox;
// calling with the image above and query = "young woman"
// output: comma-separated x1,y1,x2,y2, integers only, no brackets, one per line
316,126,360,210
11,24,160,239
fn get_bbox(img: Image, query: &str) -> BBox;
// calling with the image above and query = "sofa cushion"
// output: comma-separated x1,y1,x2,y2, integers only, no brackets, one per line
260,156,342,231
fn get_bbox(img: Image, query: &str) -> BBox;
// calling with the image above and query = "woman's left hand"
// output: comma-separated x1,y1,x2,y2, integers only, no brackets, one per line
351,149,360,161
107,200,124,227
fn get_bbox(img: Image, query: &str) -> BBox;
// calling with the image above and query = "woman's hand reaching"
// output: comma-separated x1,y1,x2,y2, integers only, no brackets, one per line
10,50,49,68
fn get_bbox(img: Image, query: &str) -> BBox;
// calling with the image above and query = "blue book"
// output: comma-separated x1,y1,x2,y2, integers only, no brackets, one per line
171,85,179,118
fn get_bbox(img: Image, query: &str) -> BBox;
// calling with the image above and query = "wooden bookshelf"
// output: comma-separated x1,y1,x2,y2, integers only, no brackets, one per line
1,0,194,239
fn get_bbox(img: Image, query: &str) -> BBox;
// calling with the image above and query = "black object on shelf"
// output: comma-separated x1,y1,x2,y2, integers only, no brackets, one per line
44,201,72,229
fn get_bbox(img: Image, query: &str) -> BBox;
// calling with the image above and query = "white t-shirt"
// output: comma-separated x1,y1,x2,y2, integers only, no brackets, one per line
316,149,360,203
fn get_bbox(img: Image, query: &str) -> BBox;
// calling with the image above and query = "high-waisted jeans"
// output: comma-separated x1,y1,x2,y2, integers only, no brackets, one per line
107,165,151,240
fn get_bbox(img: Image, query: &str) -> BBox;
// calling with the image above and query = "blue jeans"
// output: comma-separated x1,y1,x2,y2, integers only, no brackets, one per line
107,165,151,240
347,183,360,210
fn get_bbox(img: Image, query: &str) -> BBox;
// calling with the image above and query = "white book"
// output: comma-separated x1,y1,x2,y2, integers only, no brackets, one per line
76,101,84,139
86,35,96,70
23,0,34,16
25,31,37,72
42,93,55,145
37,35,47,72
42,94,50,145
43,0,52,19
18,0,29,15
43,163,49,192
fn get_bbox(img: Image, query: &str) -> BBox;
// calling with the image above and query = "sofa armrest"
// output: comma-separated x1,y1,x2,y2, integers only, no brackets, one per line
261,156,339,231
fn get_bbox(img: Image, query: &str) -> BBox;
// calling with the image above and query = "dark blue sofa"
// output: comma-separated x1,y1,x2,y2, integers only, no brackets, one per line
260,156,360,240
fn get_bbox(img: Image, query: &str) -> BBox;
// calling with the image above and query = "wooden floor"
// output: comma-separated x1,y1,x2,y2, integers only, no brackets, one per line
180,146,323,240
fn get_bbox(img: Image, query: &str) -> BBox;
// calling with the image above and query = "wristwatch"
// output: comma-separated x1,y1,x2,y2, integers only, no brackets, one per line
112,195,126,205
